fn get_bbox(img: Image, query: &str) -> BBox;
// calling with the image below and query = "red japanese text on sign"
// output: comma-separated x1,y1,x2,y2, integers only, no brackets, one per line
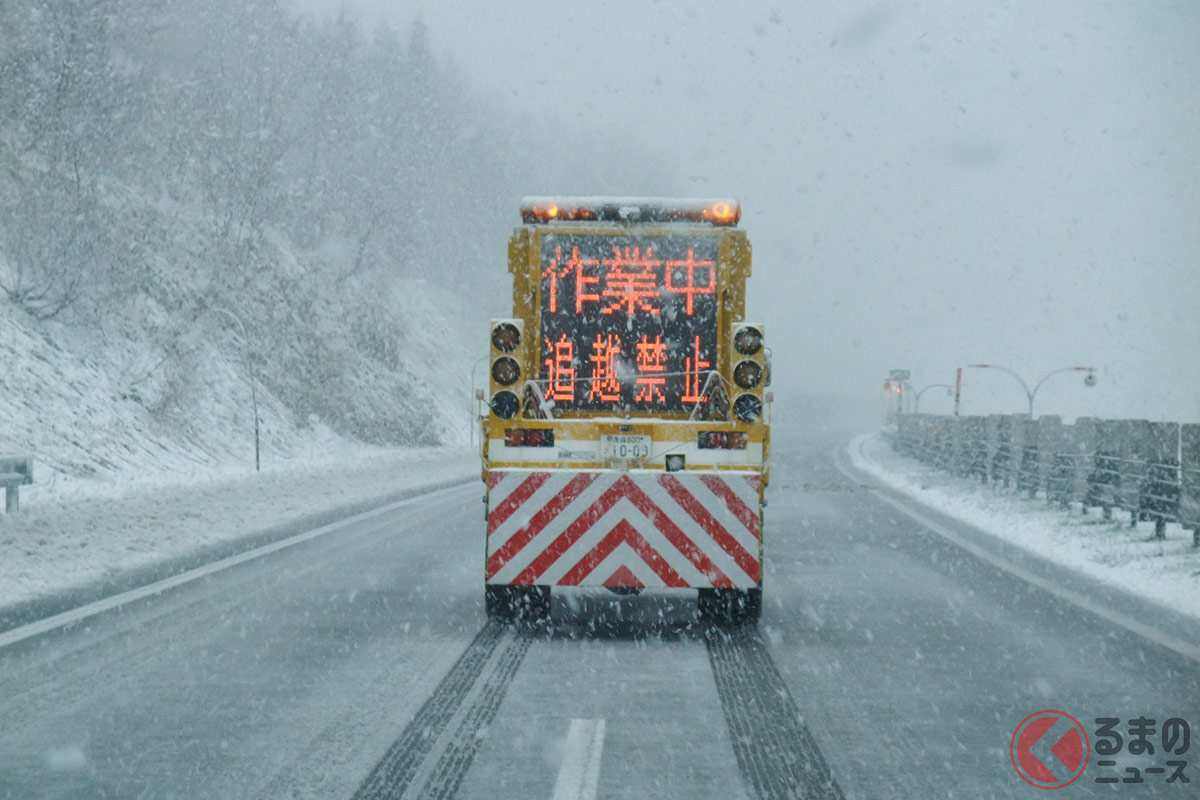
541,245,570,314
538,234,719,412
665,249,715,315
635,334,667,403
682,335,710,403
570,246,600,312
589,333,623,402
601,246,662,316
544,334,575,402
543,245,601,314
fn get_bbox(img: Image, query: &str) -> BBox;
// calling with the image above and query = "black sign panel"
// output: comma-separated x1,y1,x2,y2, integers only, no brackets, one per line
539,233,719,412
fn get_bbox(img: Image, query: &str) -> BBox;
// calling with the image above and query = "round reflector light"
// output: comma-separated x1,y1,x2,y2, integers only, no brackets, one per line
491,323,521,352
491,357,520,386
734,360,762,389
491,391,520,419
734,326,763,355
733,393,763,422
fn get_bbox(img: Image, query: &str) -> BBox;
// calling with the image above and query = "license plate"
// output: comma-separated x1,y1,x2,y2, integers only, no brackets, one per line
600,434,651,460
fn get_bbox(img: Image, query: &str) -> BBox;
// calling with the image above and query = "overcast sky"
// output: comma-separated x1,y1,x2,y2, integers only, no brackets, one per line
294,0,1199,422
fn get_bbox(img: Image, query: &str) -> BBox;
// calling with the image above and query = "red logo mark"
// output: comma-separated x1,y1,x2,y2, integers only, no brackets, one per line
1010,710,1090,789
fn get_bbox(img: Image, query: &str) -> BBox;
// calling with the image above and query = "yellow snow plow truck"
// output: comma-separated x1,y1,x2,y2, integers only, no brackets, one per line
478,197,770,624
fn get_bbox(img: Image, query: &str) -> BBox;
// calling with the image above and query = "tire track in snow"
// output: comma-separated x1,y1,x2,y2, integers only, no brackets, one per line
707,628,844,800
352,620,531,800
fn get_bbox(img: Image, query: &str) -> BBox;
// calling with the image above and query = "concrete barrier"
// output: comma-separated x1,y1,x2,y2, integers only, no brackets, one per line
883,413,1196,546
895,415,918,456
1138,422,1180,538
960,416,988,481
945,416,969,476
915,415,936,463
1087,420,1123,519
989,415,1008,487
932,415,954,471
1016,417,1042,497
1067,418,1100,509
1034,416,1066,502
0,456,34,514
1181,424,1200,546
1114,419,1151,523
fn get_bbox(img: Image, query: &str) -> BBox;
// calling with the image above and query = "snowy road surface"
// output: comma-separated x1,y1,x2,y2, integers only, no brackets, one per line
1,411,1198,799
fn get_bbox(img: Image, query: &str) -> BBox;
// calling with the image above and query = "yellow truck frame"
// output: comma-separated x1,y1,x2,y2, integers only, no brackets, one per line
479,198,770,624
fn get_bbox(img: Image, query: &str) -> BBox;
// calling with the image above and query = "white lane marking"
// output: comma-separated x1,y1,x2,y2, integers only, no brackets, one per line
835,441,1200,664
551,718,606,800
0,482,473,651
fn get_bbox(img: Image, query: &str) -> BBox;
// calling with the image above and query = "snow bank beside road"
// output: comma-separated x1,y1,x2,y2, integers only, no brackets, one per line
848,433,1200,622
0,446,477,610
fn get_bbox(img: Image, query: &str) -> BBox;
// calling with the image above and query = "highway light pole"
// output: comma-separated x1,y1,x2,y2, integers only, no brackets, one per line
470,354,489,447
913,383,954,413
965,364,1097,417
885,369,911,417
210,307,260,472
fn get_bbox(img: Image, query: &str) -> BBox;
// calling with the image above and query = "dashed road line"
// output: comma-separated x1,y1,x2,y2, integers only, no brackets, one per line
551,718,606,800
707,629,844,800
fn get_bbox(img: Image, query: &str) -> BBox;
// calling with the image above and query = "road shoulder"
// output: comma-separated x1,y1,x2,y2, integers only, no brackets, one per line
0,446,477,633
836,433,1200,660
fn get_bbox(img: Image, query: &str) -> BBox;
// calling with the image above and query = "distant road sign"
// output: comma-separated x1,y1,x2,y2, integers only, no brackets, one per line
889,369,910,381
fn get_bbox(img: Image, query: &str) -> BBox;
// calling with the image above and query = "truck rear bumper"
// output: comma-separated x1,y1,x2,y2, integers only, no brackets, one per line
486,469,762,589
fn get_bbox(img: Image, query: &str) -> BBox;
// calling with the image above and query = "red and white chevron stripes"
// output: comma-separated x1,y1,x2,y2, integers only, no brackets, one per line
486,470,762,589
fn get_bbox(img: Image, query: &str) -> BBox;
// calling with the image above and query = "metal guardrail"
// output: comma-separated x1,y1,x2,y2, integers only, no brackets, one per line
892,415,1199,545
0,456,34,514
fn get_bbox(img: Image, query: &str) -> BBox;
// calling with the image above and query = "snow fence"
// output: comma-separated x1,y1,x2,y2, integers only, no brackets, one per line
894,414,1199,544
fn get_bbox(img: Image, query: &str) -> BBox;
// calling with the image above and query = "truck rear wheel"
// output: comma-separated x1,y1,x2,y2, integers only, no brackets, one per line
698,587,761,626
485,585,550,623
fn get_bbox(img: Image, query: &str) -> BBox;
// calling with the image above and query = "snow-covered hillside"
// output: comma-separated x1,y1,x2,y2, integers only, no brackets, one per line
0,0,670,504
0,241,467,506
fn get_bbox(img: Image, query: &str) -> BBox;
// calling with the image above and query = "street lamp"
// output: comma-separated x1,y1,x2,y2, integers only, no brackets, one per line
913,383,954,413
882,378,904,415
210,307,260,472
884,369,912,416
469,354,489,447
965,364,1096,417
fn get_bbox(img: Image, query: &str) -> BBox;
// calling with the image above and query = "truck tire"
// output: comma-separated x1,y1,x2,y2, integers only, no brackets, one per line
485,585,550,623
698,587,761,626
737,587,763,624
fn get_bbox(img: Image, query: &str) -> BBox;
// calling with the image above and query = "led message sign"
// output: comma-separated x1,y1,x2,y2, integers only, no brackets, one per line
539,234,719,412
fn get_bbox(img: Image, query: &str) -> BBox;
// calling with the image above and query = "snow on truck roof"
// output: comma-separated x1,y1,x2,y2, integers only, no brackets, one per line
520,197,740,226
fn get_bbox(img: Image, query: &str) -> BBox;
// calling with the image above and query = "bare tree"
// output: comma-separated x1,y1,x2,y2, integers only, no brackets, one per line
0,172,116,320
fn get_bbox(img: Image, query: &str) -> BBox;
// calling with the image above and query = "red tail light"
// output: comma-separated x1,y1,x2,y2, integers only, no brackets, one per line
698,431,748,450
504,428,555,447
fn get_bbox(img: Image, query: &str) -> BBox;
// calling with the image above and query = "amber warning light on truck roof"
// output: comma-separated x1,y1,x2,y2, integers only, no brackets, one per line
520,197,740,227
